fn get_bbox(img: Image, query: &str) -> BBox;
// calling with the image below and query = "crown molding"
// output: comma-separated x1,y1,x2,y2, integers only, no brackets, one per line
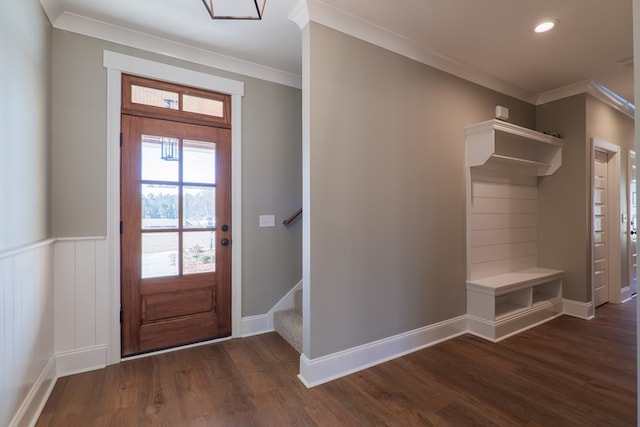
305,0,537,104
535,80,593,105
289,0,309,30
537,80,635,119
586,81,635,119
42,0,634,115
39,0,63,24
305,0,636,114
51,11,302,89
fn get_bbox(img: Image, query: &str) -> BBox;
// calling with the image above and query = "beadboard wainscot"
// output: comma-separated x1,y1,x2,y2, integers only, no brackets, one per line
54,237,110,376
465,119,565,341
1,240,56,427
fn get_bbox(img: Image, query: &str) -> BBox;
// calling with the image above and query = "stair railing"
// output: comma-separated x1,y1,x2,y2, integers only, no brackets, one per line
282,208,302,225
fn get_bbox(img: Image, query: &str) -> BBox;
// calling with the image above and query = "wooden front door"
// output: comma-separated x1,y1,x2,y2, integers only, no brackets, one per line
121,114,231,356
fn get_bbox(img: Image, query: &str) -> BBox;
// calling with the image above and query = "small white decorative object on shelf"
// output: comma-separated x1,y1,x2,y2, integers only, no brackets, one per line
495,105,509,121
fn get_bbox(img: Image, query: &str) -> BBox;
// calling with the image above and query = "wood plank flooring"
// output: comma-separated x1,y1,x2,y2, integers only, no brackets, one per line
37,302,637,426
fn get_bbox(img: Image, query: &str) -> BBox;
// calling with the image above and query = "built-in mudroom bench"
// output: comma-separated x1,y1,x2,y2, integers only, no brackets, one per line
465,118,564,342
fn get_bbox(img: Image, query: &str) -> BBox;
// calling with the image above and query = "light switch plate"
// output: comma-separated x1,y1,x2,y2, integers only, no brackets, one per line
259,215,276,227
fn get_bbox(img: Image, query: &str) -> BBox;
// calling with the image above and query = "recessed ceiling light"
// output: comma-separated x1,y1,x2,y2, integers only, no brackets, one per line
534,20,557,33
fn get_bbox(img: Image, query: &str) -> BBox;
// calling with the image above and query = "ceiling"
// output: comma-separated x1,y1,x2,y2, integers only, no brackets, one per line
40,0,634,105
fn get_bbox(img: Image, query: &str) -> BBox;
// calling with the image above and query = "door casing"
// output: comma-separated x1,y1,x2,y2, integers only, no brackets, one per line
591,138,622,306
105,51,244,365
628,150,637,297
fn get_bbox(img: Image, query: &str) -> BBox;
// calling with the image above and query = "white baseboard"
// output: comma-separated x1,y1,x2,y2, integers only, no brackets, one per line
241,280,302,337
298,315,467,388
241,314,273,337
56,345,108,377
9,355,56,427
620,286,633,303
563,299,595,319
468,299,564,342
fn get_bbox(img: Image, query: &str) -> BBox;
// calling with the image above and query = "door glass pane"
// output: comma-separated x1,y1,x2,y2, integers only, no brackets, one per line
142,232,179,278
142,135,179,182
183,94,224,117
183,231,216,274
132,85,179,110
141,184,179,229
183,140,215,184
184,186,215,229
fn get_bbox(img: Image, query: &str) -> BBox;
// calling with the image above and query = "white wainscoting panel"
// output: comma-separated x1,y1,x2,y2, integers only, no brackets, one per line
1,241,56,427
53,238,109,376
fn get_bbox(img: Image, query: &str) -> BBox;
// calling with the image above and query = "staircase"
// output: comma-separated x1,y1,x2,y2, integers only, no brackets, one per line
273,288,302,353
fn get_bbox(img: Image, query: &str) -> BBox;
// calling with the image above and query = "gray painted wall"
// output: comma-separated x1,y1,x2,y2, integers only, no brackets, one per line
0,2,53,426
307,23,535,358
51,30,302,316
537,95,590,302
537,95,634,303
0,0,51,251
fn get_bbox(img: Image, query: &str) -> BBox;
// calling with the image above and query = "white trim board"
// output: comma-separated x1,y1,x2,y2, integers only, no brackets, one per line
0,238,55,261
103,51,244,365
304,0,536,104
298,315,467,388
44,0,632,111
8,356,56,427
299,1,634,112
56,345,108,378
242,280,303,337
563,299,595,320
53,12,301,89
537,81,635,119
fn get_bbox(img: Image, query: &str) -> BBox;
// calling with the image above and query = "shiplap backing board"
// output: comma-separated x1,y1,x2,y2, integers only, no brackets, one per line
470,169,538,280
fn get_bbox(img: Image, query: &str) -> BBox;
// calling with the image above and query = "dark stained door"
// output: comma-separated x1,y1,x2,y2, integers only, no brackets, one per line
121,115,231,356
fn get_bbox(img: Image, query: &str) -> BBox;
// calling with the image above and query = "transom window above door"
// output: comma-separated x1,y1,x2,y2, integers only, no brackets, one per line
122,74,231,128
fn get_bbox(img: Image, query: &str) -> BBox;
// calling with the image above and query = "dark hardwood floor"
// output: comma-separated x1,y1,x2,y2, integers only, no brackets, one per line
37,302,637,426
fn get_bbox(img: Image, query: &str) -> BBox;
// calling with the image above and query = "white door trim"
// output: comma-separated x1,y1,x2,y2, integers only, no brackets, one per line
627,149,637,299
103,51,244,365
591,138,622,306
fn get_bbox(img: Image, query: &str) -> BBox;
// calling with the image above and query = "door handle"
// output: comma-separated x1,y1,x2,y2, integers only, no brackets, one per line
631,230,637,236
221,238,230,246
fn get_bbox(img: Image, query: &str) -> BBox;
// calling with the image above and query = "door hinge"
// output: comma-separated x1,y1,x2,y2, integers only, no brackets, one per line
120,132,123,147
120,221,123,234
120,309,123,324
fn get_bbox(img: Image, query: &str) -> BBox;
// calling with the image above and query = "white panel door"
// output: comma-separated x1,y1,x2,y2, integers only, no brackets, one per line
628,150,637,295
593,150,609,306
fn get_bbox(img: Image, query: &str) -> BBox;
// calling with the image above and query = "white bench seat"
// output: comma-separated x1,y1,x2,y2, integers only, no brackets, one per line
466,268,564,342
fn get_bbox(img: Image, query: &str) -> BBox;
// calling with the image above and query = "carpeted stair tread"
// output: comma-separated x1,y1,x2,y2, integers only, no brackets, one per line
273,308,302,353
294,288,302,314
